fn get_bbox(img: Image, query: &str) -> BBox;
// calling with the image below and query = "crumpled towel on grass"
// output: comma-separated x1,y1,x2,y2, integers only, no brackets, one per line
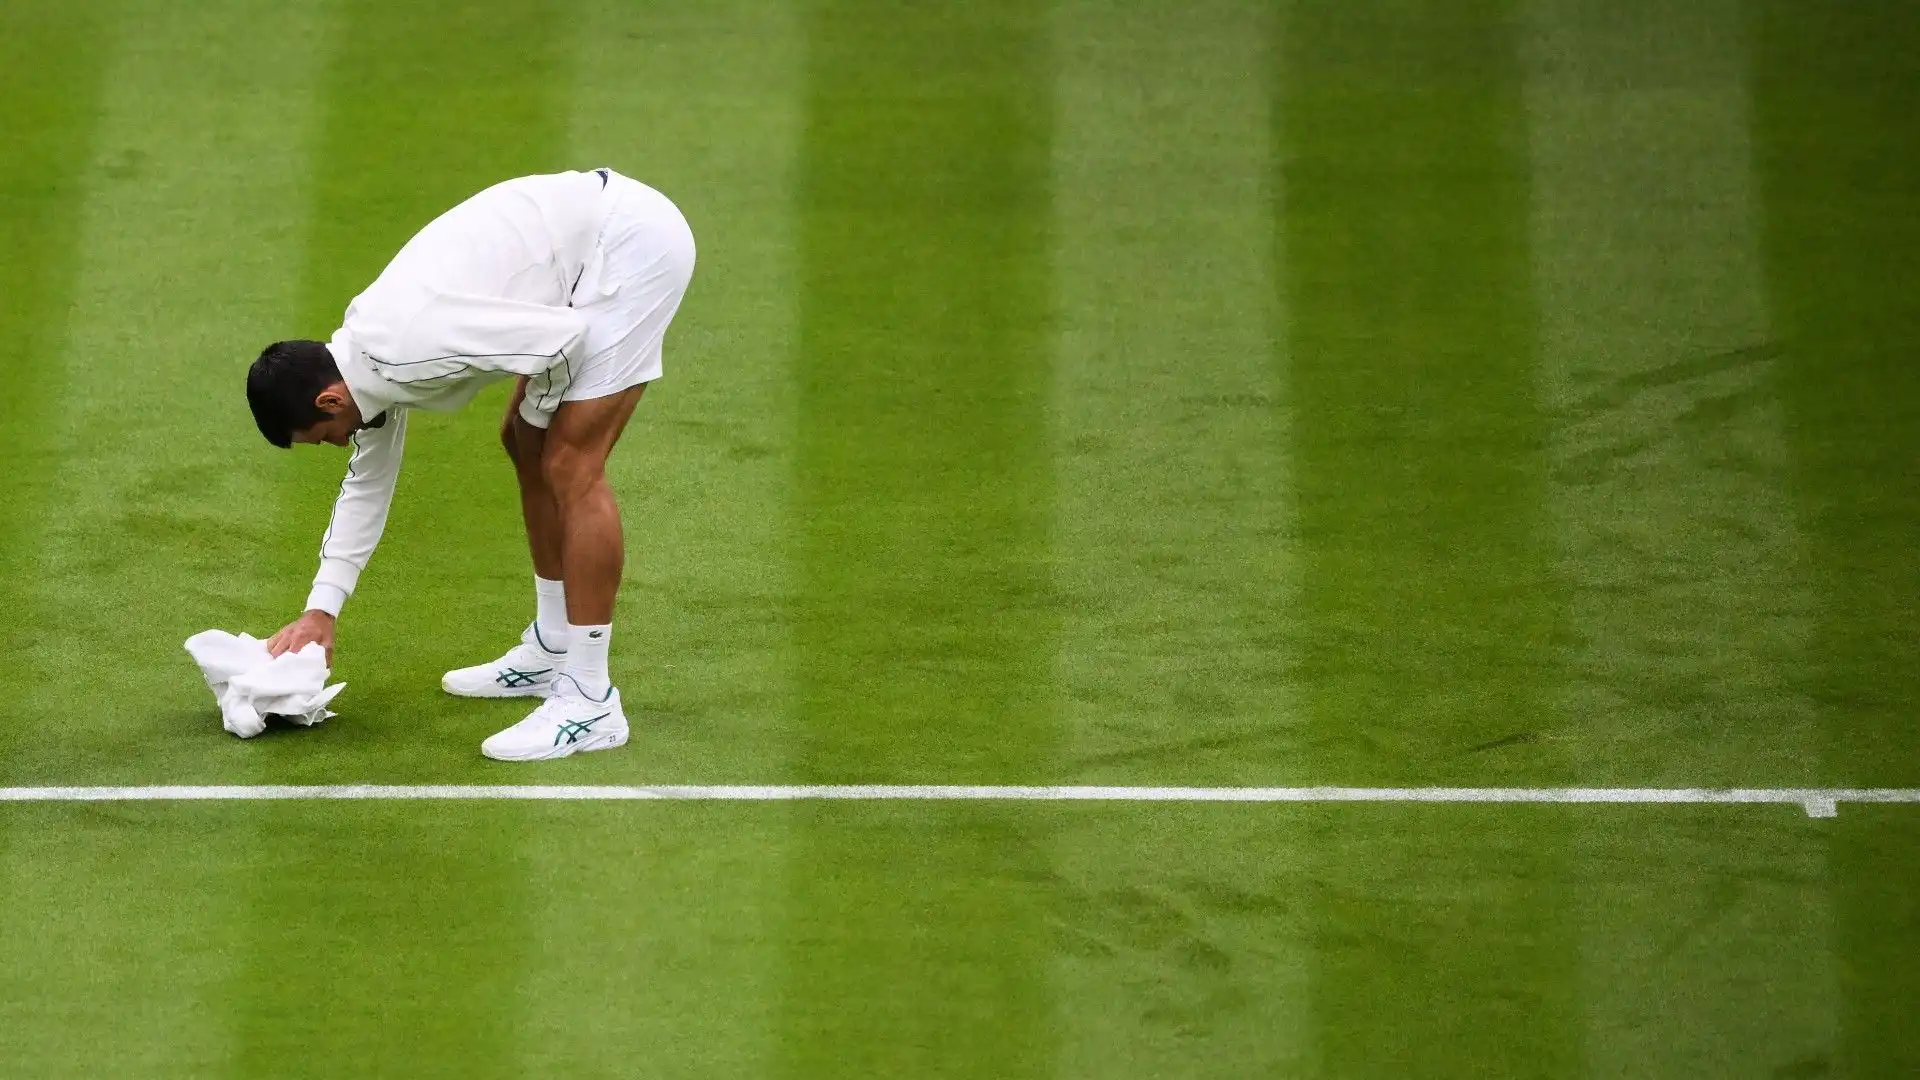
183,630,345,739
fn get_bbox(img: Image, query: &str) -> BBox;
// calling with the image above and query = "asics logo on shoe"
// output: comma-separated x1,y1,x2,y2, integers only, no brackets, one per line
496,668,552,688
554,713,610,746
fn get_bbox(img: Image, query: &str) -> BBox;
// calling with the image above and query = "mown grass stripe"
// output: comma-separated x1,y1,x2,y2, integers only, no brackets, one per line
1522,0,1839,1070
1750,0,1920,1072
1049,3,1307,1074
1050,0,1295,785
1276,0,1581,1073
0,5,110,715
501,2,808,1075
782,1,1058,1075
227,2,575,1078
0,4,124,1072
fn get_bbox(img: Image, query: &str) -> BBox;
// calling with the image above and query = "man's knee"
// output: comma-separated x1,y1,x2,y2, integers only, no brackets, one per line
541,441,606,503
500,416,519,462
504,415,550,475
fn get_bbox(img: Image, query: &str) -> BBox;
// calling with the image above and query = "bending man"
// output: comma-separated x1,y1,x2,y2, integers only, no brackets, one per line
245,167,695,761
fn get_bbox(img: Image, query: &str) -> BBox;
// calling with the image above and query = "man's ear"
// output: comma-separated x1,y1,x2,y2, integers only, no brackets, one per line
313,382,350,416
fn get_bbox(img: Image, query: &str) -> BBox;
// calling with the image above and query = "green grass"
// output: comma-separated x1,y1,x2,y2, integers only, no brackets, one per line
1280,2,1578,1072
780,4,1057,1075
1754,2,1920,1073
1,0,1918,1076
0,3,108,711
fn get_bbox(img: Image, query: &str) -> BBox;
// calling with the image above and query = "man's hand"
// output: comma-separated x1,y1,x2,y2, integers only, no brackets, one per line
267,610,336,666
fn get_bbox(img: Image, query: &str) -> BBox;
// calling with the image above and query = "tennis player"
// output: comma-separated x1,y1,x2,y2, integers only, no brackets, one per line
244,168,695,760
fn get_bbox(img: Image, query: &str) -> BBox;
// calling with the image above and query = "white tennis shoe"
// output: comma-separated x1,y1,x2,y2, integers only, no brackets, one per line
481,674,629,761
441,623,567,699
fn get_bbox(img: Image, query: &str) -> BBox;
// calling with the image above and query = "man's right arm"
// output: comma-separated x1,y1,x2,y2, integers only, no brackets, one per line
304,408,409,616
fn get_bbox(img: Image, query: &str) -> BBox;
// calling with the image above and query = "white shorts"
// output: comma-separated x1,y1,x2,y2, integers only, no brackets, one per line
519,170,696,429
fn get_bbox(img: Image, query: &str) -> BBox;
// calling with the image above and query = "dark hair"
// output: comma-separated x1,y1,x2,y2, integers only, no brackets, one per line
247,340,340,448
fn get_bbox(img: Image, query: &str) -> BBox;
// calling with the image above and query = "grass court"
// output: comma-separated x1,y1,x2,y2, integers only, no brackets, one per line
1,0,1917,1075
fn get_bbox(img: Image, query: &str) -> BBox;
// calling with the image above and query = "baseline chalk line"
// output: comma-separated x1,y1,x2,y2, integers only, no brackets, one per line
0,785,1915,817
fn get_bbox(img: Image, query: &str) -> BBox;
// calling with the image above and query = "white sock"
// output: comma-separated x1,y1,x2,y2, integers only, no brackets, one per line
533,576,571,654
567,623,612,698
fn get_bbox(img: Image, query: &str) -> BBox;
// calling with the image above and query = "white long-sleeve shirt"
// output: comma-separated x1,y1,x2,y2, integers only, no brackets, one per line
304,170,612,615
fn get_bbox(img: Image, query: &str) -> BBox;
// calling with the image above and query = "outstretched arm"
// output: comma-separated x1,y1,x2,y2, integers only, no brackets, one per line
267,409,410,660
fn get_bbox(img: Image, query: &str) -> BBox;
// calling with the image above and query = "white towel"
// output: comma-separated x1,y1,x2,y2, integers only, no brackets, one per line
183,630,346,739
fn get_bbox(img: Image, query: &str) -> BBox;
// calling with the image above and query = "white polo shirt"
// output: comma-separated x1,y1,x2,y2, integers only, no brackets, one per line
304,170,613,616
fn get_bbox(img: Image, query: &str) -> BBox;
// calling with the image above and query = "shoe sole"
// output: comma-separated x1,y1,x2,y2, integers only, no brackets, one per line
442,675,553,699
482,726,629,763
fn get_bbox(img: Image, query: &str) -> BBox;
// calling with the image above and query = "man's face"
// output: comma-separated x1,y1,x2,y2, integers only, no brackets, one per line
291,412,359,448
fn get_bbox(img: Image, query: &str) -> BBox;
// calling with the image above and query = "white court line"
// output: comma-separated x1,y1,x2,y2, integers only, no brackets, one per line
0,786,1915,817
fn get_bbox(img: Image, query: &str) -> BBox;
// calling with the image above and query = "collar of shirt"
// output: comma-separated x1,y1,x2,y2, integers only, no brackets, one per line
325,332,395,426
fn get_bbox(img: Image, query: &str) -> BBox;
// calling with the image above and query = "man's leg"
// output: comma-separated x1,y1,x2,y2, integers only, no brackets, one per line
502,377,572,655
481,175,689,757
476,383,645,757
441,380,576,700
539,383,646,697
503,377,565,582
